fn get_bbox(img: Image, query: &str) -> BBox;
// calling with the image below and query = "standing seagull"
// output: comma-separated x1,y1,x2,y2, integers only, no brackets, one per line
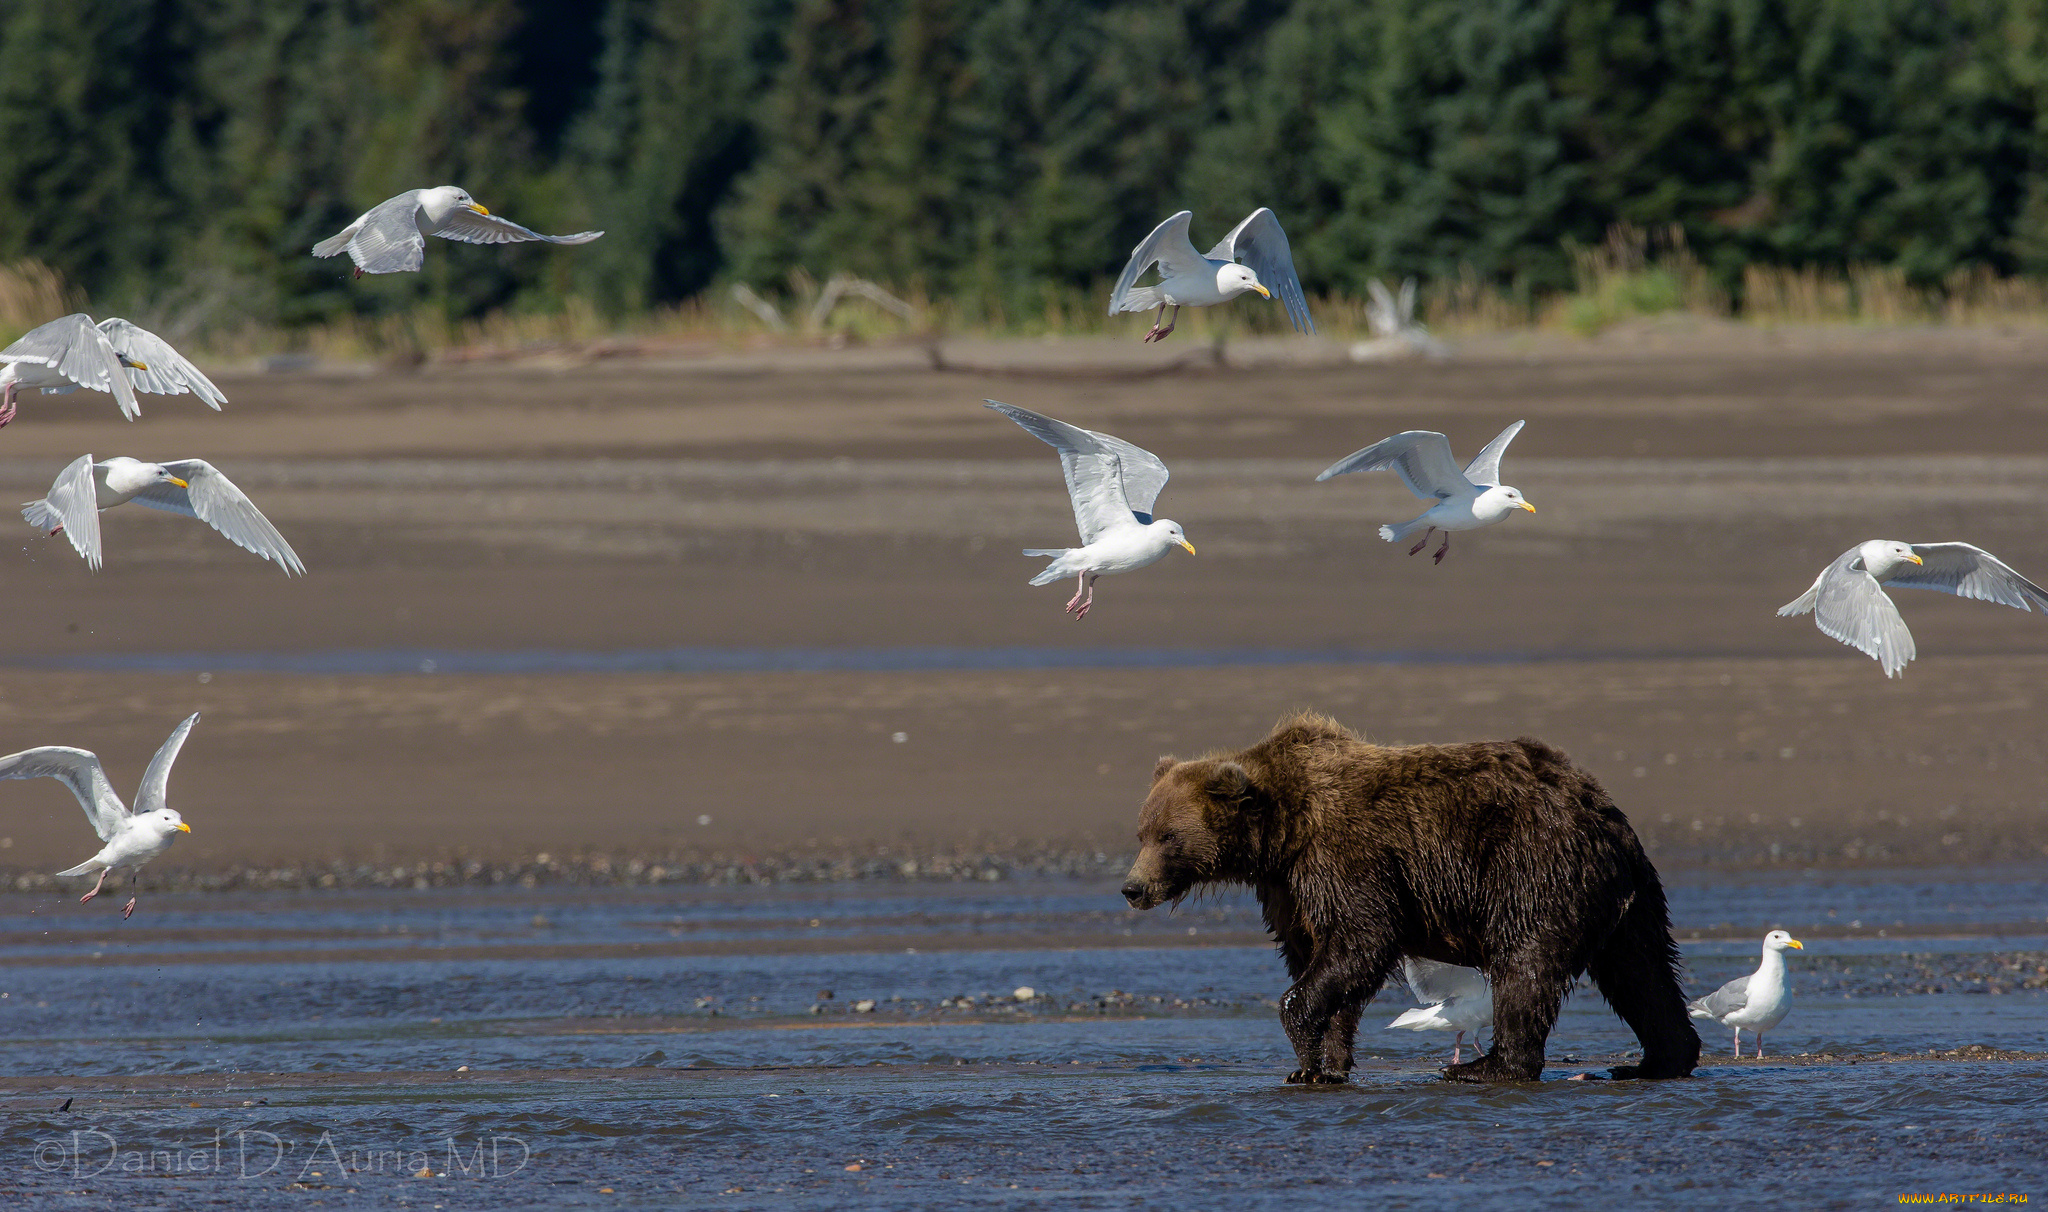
1108,209,1313,342
0,314,226,427
1689,930,1803,1058
1315,420,1534,564
313,186,603,278
1385,958,1494,1065
0,714,199,919
23,455,303,574
1778,541,2048,677
986,400,1194,620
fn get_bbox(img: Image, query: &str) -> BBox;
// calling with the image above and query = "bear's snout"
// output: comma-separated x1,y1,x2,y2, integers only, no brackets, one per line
1120,879,1149,907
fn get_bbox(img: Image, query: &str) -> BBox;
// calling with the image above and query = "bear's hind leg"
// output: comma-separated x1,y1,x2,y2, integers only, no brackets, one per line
1586,892,1701,1080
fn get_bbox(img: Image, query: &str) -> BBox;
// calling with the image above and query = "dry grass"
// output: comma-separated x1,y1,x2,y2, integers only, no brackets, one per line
0,261,82,342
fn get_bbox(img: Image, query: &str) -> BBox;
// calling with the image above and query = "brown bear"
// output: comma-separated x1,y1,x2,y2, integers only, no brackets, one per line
1121,713,1699,1083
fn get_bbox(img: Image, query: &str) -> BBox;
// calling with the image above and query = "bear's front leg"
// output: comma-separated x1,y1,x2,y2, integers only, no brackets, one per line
1444,953,1564,1082
1279,947,1390,1085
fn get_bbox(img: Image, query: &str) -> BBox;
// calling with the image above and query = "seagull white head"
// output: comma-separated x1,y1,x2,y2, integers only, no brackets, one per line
1858,540,1923,579
100,457,188,496
419,185,491,223
1763,929,1803,952
1476,484,1537,519
145,808,192,838
1154,519,1196,556
1216,263,1270,301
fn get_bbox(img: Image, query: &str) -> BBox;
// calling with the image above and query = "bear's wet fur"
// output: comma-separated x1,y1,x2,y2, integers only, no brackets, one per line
1121,712,1699,1083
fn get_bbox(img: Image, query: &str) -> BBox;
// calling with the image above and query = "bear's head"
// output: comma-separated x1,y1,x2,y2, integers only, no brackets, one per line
1121,755,1255,910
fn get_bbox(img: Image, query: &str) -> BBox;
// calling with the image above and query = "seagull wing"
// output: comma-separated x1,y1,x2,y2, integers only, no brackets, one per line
1800,548,1917,677
1402,958,1490,1006
1365,280,1398,336
1461,420,1526,488
986,400,1150,543
1690,974,1751,1020
1205,207,1314,334
134,713,199,815
1889,543,2048,613
0,314,139,418
1107,211,1210,316
129,460,304,575
95,319,226,409
434,209,604,248
22,454,103,569
341,191,430,274
1314,430,1468,498
0,746,128,840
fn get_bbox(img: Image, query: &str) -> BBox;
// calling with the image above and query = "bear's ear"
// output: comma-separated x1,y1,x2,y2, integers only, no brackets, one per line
1206,761,1252,801
1151,755,1178,783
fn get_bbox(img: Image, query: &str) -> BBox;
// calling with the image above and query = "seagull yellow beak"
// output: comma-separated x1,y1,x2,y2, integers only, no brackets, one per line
1908,553,1924,565
468,202,491,216
1251,284,1272,299
1785,937,1802,949
123,358,148,370
175,822,191,833
1178,539,1197,555
1519,501,1537,513
167,477,188,488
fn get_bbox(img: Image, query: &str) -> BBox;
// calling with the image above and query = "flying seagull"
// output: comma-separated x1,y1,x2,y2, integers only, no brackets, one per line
1689,930,1802,1058
0,714,200,919
1385,958,1494,1066
985,400,1194,620
1108,209,1313,342
1778,540,2048,677
23,455,303,574
0,314,226,427
313,186,603,278
1315,421,1534,563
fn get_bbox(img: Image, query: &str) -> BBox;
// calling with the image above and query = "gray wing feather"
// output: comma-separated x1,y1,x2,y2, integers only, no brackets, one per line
22,454,103,569
95,319,226,409
1,314,139,418
434,210,604,248
1690,974,1752,1020
342,192,429,274
1205,208,1314,334
1891,543,2048,613
1315,430,1468,498
1804,549,1917,677
0,746,128,840
1461,420,1526,488
1108,211,1208,317
986,400,1164,542
130,460,304,575
134,714,199,816
1402,958,1490,1006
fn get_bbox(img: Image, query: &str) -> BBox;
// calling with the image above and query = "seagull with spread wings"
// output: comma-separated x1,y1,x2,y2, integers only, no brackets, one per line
1108,209,1314,342
0,314,225,427
313,186,603,278
1385,958,1494,1066
986,400,1195,619
0,714,199,919
1315,420,1534,564
23,455,303,574
1778,540,2048,677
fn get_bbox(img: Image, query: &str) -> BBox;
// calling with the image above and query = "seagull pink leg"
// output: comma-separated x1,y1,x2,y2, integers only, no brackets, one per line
1451,1030,1465,1066
1145,305,1179,343
0,381,15,428
1407,527,1435,556
1072,574,1098,621
1065,573,1087,616
1754,1033,1764,1060
1732,1028,1741,1059
1433,532,1450,565
78,868,109,906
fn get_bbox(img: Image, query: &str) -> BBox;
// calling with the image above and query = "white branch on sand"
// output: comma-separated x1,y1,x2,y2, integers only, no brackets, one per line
730,283,788,332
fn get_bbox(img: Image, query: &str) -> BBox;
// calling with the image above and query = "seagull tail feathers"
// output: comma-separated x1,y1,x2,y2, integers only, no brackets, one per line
54,860,101,877
1378,520,1423,543
1112,285,1163,316
1386,1006,1446,1031
311,232,352,258
21,498,60,533
1025,550,1077,586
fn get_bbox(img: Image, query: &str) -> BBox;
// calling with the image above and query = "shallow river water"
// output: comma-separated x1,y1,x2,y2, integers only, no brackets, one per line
0,867,2041,1210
